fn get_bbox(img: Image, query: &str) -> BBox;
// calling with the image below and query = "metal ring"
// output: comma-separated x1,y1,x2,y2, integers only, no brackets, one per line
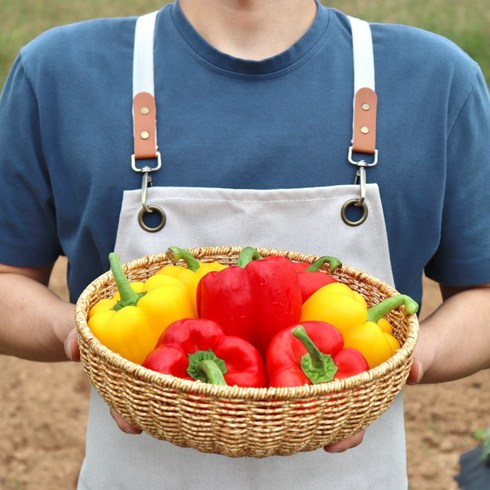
341,199,369,227
137,205,166,233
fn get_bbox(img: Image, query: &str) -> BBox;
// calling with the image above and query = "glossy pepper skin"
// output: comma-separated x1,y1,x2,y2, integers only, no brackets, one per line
301,282,368,334
155,247,227,311
142,318,267,387
88,253,196,364
266,322,369,387
343,295,419,368
301,284,418,368
290,256,341,303
197,247,303,359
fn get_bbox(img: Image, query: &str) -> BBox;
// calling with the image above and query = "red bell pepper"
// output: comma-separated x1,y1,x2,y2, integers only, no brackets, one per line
142,318,266,388
291,256,341,302
266,321,369,387
197,247,303,358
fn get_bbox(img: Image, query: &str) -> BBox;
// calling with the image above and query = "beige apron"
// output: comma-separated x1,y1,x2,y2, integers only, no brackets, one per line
77,13,407,490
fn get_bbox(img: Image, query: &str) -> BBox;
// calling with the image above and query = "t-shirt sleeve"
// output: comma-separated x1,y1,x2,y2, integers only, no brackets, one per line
425,67,490,286
0,54,62,267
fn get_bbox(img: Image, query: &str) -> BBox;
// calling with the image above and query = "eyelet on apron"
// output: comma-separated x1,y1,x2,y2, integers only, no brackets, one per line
341,198,369,226
138,204,166,232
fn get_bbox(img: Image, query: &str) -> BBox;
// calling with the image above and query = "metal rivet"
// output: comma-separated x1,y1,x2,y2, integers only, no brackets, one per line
361,103,370,111
140,106,150,115
140,131,150,140
360,126,370,134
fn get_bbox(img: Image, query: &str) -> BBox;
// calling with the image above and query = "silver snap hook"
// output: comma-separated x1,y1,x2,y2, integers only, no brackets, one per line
135,156,166,232
354,164,367,204
140,170,153,213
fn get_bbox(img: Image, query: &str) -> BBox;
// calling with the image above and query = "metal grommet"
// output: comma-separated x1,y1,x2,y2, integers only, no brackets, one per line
138,205,166,232
341,199,369,227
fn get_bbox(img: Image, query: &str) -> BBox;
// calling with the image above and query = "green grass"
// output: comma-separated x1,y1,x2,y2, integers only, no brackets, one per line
329,0,490,80
0,0,488,87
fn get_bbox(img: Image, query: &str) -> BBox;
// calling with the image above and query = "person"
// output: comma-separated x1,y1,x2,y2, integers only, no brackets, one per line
1,0,489,488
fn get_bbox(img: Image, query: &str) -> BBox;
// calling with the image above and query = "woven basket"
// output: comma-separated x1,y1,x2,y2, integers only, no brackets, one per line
75,246,419,458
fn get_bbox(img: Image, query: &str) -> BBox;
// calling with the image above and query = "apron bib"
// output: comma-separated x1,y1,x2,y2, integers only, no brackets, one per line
78,13,407,490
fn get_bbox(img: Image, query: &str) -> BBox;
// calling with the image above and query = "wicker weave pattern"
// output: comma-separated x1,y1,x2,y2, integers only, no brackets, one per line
75,247,419,458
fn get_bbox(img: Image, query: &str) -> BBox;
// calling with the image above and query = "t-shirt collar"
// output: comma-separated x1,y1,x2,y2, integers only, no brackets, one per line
170,0,331,76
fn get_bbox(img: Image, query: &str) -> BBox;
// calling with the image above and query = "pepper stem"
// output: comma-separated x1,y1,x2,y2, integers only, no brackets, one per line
109,253,145,311
237,247,263,268
292,326,338,384
166,246,200,272
306,256,342,274
187,349,228,385
367,294,419,323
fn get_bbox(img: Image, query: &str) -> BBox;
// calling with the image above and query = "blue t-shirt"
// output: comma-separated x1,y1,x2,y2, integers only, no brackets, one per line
1,1,489,303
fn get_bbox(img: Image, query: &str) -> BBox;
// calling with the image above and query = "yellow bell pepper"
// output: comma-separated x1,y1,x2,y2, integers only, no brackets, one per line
343,295,418,368
301,284,418,368
343,323,398,369
377,318,402,353
88,253,196,364
155,247,227,310
301,282,368,334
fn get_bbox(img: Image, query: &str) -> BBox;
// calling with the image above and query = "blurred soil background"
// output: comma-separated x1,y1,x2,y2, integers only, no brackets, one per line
1,1,489,489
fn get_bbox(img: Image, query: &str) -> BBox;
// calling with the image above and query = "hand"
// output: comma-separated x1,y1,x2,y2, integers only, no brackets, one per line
110,408,142,435
323,430,365,453
323,356,424,453
67,328,139,433
63,327,81,362
407,357,424,385
64,328,142,434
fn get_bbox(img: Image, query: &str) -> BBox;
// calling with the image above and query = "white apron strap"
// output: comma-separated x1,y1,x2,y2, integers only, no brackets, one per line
348,16,378,159
133,11,159,160
131,11,166,233
349,16,375,93
133,11,158,97
344,16,379,226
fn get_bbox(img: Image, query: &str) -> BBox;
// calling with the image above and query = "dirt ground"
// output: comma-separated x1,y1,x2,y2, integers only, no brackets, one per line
1,257,489,490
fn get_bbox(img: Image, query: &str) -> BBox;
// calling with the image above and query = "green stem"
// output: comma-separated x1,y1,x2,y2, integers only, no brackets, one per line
196,360,228,386
292,326,324,369
109,253,145,311
237,247,263,268
367,294,419,323
187,349,228,385
306,256,342,273
292,326,338,384
166,246,200,272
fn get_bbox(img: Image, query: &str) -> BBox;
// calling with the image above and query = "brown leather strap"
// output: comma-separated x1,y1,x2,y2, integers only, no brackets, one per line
352,87,377,154
133,91,157,160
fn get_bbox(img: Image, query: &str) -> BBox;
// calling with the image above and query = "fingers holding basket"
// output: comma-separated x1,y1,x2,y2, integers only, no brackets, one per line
110,408,142,435
64,328,80,362
323,430,365,453
406,357,424,385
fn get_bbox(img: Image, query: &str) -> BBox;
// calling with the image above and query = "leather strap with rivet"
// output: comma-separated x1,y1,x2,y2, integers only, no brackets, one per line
133,91,158,160
352,87,377,155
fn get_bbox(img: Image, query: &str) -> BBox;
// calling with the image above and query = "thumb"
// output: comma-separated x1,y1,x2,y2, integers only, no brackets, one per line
64,328,81,362
406,357,424,385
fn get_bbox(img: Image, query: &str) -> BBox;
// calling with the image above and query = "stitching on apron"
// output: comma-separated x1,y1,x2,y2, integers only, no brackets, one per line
140,185,382,205
150,196,360,204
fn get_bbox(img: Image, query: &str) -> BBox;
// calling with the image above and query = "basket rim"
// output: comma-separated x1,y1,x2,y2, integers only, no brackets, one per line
75,246,419,400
